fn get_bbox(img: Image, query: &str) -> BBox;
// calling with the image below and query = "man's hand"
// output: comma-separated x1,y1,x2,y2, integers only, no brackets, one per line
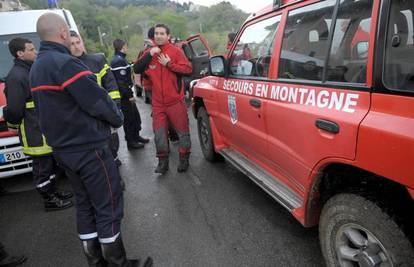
150,47,161,56
158,53,171,66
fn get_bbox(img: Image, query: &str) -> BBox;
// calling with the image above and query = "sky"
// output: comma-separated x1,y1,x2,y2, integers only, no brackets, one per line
175,0,273,13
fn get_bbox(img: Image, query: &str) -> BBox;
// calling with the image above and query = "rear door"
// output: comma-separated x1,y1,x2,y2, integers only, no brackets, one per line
265,0,376,195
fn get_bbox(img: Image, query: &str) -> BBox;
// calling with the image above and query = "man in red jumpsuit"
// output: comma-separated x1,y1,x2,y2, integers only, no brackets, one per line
134,24,192,174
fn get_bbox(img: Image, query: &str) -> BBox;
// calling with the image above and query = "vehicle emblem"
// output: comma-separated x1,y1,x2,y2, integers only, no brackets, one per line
228,95,238,124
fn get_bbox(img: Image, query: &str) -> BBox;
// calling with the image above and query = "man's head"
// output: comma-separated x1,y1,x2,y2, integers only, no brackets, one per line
8,38,37,62
36,13,71,48
154,24,170,46
228,32,236,44
69,31,85,57
113,39,127,53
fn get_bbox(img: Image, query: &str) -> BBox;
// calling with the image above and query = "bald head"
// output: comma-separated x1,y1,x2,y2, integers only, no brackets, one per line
37,13,71,48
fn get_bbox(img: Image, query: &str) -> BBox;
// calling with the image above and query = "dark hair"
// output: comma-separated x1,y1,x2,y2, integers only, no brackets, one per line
113,39,126,52
228,32,236,43
147,27,155,39
154,24,170,35
70,30,79,38
8,37,32,58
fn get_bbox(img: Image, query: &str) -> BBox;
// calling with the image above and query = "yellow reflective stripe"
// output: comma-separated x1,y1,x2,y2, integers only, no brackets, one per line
19,119,52,155
22,146,53,155
7,122,19,129
26,101,35,109
20,119,28,149
95,64,110,87
108,90,121,100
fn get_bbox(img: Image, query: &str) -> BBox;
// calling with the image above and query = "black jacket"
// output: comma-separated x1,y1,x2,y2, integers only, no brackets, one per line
110,51,133,100
4,59,51,155
29,41,123,152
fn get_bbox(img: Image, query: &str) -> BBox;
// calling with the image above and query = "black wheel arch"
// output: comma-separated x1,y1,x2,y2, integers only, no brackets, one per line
305,163,414,245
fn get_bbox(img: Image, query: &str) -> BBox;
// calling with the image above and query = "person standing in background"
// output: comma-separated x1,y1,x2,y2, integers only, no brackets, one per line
111,39,149,150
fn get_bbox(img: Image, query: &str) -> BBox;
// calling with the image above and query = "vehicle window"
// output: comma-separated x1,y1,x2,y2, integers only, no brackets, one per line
326,0,373,83
182,44,193,61
383,0,414,92
189,39,209,57
0,33,40,80
229,15,280,78
278,0,336,81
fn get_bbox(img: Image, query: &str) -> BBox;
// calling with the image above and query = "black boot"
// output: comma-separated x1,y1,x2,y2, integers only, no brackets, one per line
101,236,153,267
43,193,73,211
177,154,189,173
0,243,27,267
54,188,73,199
136,136,149,144
127,142,144,150
81,239,107,267
154,157,169,174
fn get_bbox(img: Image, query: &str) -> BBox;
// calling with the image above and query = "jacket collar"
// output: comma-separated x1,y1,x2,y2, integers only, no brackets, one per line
14,58,33,70
160,42,173,52
39,41,71,55
115,51,126,58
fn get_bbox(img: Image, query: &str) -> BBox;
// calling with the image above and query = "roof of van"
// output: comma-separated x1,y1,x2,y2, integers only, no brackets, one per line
0,9,78,35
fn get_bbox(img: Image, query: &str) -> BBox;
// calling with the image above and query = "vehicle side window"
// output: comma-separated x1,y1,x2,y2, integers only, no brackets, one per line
383,0,414,92
327,0,373,83
189,39,208,57
229,15,280,78
278,0,336,81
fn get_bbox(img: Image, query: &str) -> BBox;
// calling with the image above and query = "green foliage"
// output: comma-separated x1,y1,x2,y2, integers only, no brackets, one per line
21,0,248,57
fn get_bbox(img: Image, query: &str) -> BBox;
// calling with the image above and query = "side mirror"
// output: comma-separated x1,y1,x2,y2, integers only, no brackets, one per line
209,56,226,77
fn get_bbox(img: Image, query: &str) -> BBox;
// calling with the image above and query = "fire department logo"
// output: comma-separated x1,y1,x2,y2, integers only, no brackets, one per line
228,95,238,125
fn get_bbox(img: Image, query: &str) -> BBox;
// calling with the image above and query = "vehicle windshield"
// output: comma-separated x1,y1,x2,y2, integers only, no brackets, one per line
0,33,41,80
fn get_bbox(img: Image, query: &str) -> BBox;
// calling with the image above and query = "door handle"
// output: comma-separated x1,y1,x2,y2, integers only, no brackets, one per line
315,119,340,134
249,98,261,108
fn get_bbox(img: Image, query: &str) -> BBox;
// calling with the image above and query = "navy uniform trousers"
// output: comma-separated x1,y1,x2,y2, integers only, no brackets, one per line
54,145,123,243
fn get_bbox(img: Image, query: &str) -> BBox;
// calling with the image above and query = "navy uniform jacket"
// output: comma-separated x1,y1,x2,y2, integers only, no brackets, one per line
110,51,133,100
29,41,123,152
77,53,118,92
4,59,51,155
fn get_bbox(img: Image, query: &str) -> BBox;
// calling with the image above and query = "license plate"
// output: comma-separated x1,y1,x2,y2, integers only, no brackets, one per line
0,151,25,163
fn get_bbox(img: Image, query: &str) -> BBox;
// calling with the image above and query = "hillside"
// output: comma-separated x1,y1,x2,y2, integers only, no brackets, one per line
22,0,248,59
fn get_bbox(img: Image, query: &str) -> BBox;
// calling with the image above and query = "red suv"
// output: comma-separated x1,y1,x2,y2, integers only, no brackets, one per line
191,0,414,265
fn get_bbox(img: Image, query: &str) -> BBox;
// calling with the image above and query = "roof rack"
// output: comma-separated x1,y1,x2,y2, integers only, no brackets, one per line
273,0,303,10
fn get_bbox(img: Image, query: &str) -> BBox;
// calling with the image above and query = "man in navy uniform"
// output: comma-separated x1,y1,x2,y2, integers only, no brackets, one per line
69,30,123,167
30,13,152,267
111,39,149,150
4,37,73,211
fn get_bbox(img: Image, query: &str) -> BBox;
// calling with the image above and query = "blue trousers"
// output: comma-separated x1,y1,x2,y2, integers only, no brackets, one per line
54,146,123,243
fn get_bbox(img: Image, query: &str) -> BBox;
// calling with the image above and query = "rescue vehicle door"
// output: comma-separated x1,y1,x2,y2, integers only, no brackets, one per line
216,15,281,162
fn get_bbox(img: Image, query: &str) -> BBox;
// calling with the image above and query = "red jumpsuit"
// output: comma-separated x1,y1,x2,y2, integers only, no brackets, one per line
135,42,192,158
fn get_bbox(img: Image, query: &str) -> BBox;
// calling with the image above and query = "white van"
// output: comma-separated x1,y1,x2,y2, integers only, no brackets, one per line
0,8,79,179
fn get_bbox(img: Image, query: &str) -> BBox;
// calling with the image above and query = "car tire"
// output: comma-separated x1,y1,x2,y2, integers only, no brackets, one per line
197,107,221,162
319,193,414,267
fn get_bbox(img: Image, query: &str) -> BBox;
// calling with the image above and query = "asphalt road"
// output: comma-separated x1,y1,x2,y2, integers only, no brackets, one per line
0,98,324,267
